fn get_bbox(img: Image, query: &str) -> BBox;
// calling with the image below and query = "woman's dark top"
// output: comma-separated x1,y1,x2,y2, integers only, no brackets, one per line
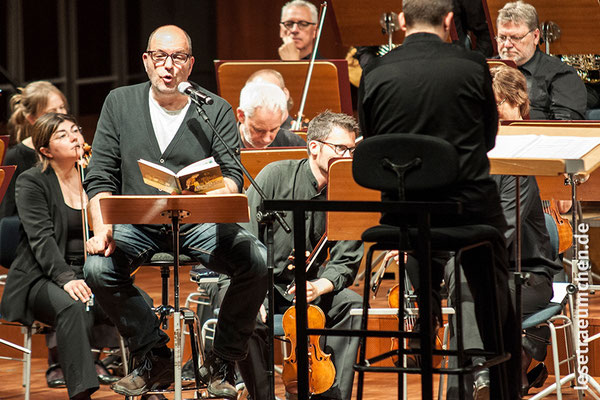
0,142,37,218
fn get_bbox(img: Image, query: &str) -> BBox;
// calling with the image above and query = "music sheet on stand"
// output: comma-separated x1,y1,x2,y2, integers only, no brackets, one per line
488,135,600,159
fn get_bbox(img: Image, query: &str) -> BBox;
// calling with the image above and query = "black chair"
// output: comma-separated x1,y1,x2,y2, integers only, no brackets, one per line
351,134,511,399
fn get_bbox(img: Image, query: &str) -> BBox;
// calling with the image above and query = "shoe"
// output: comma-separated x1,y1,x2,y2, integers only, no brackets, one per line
521,363,548,396
198,352,237,399
46,363,66,388
110,350,174,396
182,358,195,381
95,360,120,385
472,368,490,400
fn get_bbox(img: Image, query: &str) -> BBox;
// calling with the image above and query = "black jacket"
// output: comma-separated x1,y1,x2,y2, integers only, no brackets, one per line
1,166,77,325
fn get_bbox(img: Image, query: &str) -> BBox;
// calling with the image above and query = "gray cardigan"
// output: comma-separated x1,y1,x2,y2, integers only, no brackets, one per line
84,82,242,200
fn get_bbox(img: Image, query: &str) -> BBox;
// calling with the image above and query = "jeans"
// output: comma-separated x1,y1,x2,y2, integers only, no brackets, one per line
84,222,268,362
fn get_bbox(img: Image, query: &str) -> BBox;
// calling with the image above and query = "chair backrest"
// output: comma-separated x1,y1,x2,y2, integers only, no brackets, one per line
352,134,459,199
0,216,21,268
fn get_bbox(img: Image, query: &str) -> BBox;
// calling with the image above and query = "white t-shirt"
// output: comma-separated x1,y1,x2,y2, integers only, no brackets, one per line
148,89,191,153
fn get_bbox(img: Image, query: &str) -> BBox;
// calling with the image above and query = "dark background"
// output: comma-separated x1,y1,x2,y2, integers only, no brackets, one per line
0,0,347,142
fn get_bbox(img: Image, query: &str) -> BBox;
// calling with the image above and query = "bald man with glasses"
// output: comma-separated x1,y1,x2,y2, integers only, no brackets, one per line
496,1,586,120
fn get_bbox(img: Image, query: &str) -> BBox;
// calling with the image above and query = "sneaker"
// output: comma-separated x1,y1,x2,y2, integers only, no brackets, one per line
110,350,174,396
198,352,237,399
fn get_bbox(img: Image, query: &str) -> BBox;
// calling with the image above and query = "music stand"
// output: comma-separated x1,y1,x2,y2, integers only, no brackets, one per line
0,166,16,203
240,147,307,189
0,135,9,165
100,194,250,400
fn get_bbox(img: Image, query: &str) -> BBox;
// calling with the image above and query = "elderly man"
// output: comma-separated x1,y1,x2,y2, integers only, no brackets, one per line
279,0,319,60
238,111,363,400
358,0,520,397
237,81,305,148
496,1,587,119
246,69,295,129
83,25,267,399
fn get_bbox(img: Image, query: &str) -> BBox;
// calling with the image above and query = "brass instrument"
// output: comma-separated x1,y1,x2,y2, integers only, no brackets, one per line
561,54,600,83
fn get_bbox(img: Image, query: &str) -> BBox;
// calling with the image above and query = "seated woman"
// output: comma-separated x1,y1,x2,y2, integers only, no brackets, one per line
489,65,563,396
0,113,114,400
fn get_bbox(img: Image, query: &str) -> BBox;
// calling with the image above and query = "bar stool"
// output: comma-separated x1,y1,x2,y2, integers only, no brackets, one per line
351,134,511,399
127,252,206,399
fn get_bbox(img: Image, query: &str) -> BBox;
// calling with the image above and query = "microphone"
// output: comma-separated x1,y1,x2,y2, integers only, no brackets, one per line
178,82,214,105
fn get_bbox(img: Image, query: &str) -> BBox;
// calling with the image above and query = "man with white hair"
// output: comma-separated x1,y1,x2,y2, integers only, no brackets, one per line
237,81,305,148
246,69,295,129
496,1,586,119
279,0,319,60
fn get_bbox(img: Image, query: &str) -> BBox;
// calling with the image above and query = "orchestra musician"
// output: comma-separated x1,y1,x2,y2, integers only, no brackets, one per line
1,81,68,219
82,25,267,399
237,81,306,148
238,111,363,400
245,69,295,130
0,113,114,400
357,0,520,397
0,81,122,390
279,0,319,61
496,1,587,120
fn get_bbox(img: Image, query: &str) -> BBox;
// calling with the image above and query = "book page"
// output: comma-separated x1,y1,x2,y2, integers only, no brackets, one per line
177,156,217,177
488,135,600,159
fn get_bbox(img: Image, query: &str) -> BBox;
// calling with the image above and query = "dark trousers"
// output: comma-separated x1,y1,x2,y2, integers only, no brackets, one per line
29,279,105,399
237,289,362,400
84,222,268,362
393,182,521,399
444,263,553,398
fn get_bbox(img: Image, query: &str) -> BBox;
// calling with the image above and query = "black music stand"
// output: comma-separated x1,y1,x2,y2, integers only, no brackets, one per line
100,194,250,400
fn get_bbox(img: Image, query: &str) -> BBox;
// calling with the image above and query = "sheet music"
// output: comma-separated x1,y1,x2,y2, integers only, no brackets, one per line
488,135,600,159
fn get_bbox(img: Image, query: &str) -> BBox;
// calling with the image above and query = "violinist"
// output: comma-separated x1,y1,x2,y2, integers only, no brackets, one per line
278,0,320,61
0,113,116,400
239,111,363,400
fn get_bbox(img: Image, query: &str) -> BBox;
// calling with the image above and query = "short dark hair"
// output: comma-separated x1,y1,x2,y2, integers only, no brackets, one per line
306,110,358,144
32,113,79,171
402,0,453,27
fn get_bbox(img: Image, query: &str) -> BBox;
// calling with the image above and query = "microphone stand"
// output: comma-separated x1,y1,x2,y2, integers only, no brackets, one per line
192,98,290,400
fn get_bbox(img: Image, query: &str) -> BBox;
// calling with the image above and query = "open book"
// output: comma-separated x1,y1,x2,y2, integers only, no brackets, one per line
138,157,225,194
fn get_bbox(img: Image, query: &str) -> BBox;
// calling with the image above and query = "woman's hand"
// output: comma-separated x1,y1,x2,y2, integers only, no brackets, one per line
63,279,92,303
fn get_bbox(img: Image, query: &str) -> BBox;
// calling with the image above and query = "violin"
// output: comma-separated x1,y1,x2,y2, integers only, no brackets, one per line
281,304,336,395
281,232,335,395
541,198,573,254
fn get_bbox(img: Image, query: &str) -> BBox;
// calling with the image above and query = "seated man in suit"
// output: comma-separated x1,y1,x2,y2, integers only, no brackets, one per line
238,110,363,400
496,1,587,120
237,81,305,148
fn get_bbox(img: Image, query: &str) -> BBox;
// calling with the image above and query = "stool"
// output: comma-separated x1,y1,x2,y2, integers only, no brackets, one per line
351,134,511,399
129,252,206,399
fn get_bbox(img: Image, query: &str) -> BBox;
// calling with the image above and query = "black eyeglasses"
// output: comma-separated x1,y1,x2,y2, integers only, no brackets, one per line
495,30,534,44
280,20,316,30
146,50,191,66
316,140,356,156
